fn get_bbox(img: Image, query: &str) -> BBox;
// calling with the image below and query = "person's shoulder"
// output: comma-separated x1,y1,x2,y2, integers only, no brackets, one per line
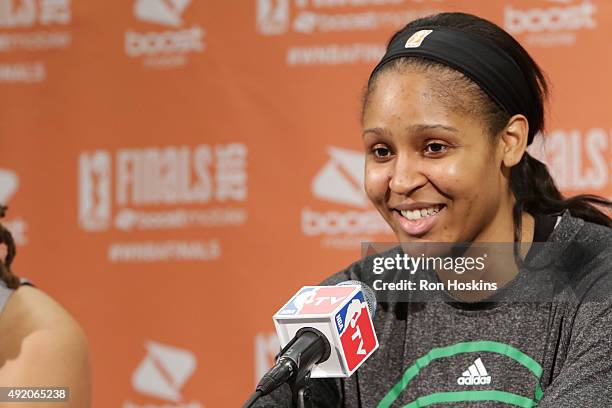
564,214,612,262
0,284,84,332
551,213,612,301
550,210,611,254
319,259,363,286
575,218,612,272
575,217,612,243
0,284,91,406
553,208,609,237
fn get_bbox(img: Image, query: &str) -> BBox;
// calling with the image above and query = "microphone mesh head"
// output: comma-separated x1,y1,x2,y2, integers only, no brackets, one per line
337,280,377,318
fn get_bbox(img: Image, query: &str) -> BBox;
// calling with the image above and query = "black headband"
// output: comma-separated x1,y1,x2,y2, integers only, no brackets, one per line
370,27,534,142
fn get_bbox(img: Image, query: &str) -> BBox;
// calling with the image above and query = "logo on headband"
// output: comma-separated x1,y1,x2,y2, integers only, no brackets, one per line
405,29,433,48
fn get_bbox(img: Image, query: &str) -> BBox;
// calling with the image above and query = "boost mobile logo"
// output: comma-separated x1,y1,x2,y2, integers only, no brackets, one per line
311,146,368,208
132,341,197,402
504,0,597,35
126,0,205,65
302,146,390,240
134,0,191,27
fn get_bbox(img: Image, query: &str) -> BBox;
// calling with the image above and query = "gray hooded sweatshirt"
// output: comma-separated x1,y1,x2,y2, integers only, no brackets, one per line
254,210,612,407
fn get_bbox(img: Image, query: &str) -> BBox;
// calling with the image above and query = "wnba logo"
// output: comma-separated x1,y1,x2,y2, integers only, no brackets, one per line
79,151,112,232
256,0,289,35
79,144,248,233
404,29,433,48
0,0,71,28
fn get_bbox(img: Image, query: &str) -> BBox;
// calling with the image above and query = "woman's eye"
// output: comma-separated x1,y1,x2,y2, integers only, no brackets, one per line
424,142,447,155
372,146,391,158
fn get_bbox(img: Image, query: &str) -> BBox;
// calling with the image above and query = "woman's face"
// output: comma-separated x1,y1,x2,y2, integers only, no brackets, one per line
363,69,512,243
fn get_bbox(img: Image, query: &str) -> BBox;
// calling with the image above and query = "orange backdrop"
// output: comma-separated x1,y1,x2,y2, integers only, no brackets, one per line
0,0,610,407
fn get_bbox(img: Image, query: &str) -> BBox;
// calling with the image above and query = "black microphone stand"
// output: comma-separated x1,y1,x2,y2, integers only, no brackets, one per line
282,327,330,408
246,327,330,408
289,366,312,408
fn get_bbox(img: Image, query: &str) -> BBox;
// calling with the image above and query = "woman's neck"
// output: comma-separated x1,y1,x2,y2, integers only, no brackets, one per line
436,207,535,302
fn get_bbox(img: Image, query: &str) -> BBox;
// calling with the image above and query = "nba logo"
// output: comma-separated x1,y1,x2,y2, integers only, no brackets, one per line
256,0,289,36
276,287,317,315
277,286,355,316
298,286,355,315
79,150,111,231
336,293,378,372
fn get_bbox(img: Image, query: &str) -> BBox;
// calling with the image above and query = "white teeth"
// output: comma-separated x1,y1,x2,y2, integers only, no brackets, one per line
400,205,443,220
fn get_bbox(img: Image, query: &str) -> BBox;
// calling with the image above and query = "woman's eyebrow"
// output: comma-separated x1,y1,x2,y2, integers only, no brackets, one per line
362,127,390,137
408,123,459,133
362,124,459,137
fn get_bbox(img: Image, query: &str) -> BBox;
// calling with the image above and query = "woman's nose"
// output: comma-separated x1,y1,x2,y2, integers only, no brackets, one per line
388,155,427,195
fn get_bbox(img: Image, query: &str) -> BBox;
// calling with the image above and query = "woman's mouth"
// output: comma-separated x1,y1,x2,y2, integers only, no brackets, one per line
392,204,446,237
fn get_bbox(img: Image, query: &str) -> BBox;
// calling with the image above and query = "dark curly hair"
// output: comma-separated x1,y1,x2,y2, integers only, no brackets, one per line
0,206,20,289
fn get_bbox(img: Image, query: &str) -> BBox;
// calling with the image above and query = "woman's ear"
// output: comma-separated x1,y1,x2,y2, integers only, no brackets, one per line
500,114,529,167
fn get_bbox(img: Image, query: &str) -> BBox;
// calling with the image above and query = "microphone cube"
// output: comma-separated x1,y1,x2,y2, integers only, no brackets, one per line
273,285,379,378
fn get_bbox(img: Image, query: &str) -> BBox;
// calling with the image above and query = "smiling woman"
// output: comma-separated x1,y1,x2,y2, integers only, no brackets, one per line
361,65,512,242
360,30,608,247
253,11,612,408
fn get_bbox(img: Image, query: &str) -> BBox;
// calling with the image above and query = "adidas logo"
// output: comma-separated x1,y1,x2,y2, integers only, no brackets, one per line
134,0,191,27
457,357,491,386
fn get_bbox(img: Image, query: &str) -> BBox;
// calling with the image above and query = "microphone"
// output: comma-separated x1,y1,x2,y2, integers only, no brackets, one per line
244,281,378,407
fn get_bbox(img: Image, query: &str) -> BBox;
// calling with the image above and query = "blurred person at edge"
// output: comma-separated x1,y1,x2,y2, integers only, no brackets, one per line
253,12,612,408
0,206,91,407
